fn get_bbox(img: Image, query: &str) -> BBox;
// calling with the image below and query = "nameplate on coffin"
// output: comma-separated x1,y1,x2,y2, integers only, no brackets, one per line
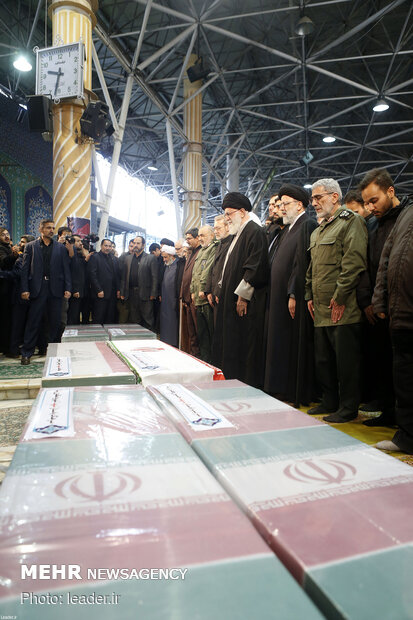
24,388,74,439
64,329,78,337
108,328,126,337
156,384,234,431
47,356,72,377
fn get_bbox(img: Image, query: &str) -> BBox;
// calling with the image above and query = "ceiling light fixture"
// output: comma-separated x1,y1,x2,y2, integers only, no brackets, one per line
304,183,312,189
148,161,158,171
323,135,336,144
13,54,32,72
373,98,389,112
295,16,314,36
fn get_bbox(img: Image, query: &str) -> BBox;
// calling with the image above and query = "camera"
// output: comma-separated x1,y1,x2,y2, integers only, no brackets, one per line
64,235,76,244
82,233,100,252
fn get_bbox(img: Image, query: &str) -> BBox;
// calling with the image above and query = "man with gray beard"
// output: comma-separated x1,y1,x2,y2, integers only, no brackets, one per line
206,215,233,323
159,245,184,347
190,225,217,363
264,184,317,406
212,192,269,387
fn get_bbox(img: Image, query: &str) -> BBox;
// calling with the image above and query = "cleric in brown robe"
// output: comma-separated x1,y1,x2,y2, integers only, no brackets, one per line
212,192,269,388
264,183,318,405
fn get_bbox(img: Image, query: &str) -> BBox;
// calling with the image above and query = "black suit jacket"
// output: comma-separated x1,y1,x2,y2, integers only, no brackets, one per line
70,250,87,297
120,251,158,300
87,251,120,298
20,239,71,298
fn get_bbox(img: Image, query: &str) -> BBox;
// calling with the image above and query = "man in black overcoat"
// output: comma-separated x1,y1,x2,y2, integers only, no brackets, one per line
212,192,269,388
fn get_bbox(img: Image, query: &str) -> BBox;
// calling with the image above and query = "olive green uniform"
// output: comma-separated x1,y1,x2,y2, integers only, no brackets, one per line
190,241,217,363
305,207,367,419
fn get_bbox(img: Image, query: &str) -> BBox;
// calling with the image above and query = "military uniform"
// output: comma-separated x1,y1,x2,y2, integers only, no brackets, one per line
305,206,367,419
190,241,217,363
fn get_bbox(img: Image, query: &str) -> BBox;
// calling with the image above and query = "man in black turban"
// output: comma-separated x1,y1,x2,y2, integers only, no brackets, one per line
212,192,269,388
264,183,318,405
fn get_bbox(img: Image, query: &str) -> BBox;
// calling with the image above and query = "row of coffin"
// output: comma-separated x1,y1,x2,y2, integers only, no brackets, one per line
1,333,412,619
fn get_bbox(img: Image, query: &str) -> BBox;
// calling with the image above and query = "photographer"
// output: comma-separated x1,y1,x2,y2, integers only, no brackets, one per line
67,235,89,324
57,226,75,256
57,226,75,336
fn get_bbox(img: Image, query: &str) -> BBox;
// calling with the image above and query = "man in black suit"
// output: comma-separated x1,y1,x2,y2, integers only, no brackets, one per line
120,236,158,329
67,235,88,324
20,219,72,364
87,238,120,324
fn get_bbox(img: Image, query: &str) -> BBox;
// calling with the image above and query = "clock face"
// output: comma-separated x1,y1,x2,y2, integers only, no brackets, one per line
36,42,84,100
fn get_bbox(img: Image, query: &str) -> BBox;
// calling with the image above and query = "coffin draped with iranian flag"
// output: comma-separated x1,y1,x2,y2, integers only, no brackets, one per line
0,384,321,620
61,323,156,343
41,341,136,387
109,338,224,385
148,379,413,620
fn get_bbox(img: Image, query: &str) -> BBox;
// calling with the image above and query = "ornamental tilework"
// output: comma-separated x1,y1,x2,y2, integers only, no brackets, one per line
0,151,52,240
24,186,53,236
0,174,11,234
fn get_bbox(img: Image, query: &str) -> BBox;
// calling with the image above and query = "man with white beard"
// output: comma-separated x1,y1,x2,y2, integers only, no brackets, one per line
212,192,269,388
159,245,184,347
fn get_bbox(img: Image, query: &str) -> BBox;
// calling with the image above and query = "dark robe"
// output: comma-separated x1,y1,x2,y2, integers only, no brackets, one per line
0,241,18,354
160,258,184,348
264,212,318,405
212,220,269,388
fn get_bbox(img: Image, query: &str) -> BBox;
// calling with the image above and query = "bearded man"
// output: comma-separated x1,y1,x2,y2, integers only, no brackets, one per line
159,245,184,347
212,192,269,388
264,184,318,405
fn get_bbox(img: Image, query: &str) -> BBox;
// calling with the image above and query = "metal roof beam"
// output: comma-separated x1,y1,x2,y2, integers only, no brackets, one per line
133,0,196,24
203,0,353,23
307,0,408,62
137,24,196,72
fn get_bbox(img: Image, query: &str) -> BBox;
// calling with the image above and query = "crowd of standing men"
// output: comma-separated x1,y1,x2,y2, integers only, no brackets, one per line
0,167,412,455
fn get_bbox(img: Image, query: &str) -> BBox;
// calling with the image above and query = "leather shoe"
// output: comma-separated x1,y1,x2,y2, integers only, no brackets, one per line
323,411,357,423
307,404,337,415
21,356,30,366
363,413,396,427
359,400,381,413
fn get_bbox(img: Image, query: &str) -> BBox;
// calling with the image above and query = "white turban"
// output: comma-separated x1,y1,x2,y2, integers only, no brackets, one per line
161,245,176,255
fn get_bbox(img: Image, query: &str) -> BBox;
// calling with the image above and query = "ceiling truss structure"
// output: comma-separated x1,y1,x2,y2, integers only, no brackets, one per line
1,0,413,223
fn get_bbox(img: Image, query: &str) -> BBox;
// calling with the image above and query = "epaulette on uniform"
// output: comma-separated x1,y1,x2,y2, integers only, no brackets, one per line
339,209,353,219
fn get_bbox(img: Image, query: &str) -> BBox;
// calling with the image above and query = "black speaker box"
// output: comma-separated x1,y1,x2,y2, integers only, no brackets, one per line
27,95,53,133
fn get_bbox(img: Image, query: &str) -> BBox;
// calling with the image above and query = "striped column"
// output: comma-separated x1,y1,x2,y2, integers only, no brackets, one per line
50,0,97,229
183,54,203,232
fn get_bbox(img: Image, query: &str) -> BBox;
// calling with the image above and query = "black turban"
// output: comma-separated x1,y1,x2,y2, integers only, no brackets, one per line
278,184,309,208
222,192,252,212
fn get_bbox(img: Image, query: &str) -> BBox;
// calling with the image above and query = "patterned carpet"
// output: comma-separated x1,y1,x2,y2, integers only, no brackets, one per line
0,404,31,446
0,357,44,379
0,403,32,483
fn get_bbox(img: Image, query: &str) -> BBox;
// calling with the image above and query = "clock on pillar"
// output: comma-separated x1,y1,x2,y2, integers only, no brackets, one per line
35,42,84,102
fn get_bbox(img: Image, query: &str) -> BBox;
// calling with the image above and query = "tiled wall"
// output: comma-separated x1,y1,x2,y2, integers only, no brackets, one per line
0,95,52,240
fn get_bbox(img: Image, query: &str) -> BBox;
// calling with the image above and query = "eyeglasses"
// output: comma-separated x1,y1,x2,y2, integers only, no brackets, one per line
224,209,239,218
311,192,334,202
279,200,297,208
